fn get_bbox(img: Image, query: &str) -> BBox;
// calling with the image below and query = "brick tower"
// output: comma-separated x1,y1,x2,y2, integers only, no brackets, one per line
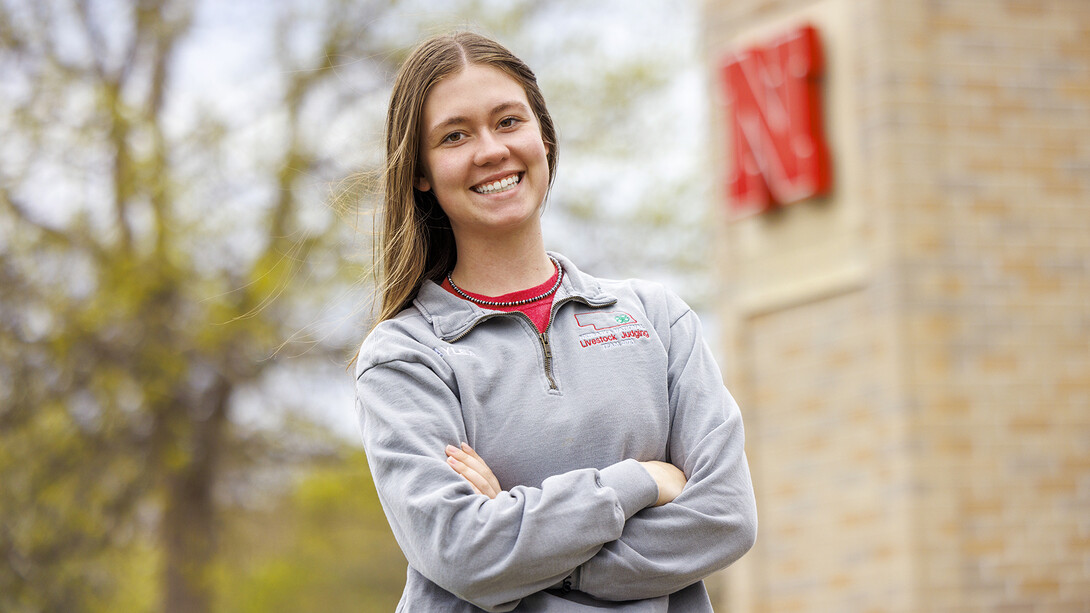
703,1,1090,611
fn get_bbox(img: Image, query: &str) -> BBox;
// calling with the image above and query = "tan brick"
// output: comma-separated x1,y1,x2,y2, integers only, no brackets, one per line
707,0,1090,610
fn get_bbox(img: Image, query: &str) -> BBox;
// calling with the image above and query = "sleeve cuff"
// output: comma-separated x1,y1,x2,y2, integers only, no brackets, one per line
598,459,659,519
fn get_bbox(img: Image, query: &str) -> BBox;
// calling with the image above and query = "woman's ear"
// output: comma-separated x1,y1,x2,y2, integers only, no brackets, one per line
414,175,431,192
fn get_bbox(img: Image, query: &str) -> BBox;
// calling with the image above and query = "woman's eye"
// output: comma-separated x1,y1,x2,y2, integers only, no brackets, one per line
498,117,520,129
442,132,464,144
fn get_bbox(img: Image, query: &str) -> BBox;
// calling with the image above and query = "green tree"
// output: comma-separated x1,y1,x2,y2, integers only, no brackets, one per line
0,0,401,610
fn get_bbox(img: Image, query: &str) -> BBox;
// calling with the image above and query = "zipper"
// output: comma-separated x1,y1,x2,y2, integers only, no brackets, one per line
536,296,580,390
538,330,556,390
507,308,562,391
447,313,505,343
446,295,617,392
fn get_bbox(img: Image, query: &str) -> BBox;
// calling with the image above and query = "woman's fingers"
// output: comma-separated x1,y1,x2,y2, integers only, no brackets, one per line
448,457,483,495
446,456,490,496
445,443,500,498
459,442,502,494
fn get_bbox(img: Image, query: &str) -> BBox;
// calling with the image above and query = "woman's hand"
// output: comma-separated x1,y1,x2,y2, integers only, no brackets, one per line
444,444,686,507
445,442,502,499
638,461,687,506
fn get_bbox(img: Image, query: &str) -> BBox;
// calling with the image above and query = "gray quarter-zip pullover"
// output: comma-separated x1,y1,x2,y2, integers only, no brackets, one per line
355,253,757,612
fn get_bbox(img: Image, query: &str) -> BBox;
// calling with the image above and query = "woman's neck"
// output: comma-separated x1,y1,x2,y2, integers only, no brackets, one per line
449,233,553,297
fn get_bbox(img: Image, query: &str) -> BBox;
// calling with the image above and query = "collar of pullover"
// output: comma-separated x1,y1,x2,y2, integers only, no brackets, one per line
414,252,618,342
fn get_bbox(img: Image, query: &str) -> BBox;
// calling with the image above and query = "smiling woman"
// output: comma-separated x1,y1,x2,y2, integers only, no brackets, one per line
353,31,757,612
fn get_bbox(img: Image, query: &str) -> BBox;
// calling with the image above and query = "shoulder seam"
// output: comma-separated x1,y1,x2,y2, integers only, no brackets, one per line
669,307,692,328
356,350,451,381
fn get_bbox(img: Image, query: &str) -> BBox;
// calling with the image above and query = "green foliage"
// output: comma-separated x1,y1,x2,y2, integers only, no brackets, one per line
0,0,396,609
213,450,406,613
0,399,138,613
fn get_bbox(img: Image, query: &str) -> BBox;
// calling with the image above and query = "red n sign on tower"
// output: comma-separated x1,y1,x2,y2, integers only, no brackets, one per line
721,25,831,216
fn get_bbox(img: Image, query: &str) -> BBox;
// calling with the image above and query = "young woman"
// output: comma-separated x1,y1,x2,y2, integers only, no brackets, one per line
355,31,757,612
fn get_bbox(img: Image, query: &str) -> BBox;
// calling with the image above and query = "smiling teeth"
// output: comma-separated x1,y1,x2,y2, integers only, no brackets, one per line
473,174,520,194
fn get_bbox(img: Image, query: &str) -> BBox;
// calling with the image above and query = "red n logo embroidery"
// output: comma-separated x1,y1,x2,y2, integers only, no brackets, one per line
721,25,831,216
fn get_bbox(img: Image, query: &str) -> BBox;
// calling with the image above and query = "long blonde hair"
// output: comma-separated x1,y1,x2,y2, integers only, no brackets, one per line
375,31,559,327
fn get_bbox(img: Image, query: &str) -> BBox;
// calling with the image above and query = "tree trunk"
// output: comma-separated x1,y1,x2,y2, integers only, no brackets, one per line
160,377,231,613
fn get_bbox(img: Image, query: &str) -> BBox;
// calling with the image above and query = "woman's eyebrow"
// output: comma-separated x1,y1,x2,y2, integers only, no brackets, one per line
489,101,531,117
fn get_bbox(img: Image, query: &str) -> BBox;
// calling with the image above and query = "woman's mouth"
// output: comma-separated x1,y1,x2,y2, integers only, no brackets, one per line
471,173,521,195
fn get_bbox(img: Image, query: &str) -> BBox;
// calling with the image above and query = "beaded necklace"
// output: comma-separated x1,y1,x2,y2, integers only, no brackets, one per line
446,255,563,307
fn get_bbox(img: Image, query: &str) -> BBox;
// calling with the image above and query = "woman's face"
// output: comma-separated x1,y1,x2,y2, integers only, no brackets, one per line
415,63,550,246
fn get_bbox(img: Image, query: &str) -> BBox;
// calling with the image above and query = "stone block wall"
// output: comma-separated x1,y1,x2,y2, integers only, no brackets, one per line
703,1,1090,610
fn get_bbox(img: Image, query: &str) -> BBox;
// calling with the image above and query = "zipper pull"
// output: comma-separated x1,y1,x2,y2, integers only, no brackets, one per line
539,332,552,358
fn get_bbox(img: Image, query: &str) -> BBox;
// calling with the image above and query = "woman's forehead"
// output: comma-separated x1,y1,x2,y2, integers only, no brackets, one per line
422,64,530,125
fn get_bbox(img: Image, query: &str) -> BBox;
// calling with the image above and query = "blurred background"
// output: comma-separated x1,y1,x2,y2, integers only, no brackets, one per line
706,1,1090,611
2,0,1088,612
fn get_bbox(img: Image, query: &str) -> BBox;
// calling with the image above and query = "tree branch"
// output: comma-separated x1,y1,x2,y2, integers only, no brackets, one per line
0,188,105,259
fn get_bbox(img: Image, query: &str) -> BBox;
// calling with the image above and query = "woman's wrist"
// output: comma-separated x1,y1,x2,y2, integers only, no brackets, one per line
598,459,659,518
638,460,686,507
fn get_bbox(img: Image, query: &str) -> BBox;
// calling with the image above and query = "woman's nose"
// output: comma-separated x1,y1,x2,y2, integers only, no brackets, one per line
473,132,509,166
